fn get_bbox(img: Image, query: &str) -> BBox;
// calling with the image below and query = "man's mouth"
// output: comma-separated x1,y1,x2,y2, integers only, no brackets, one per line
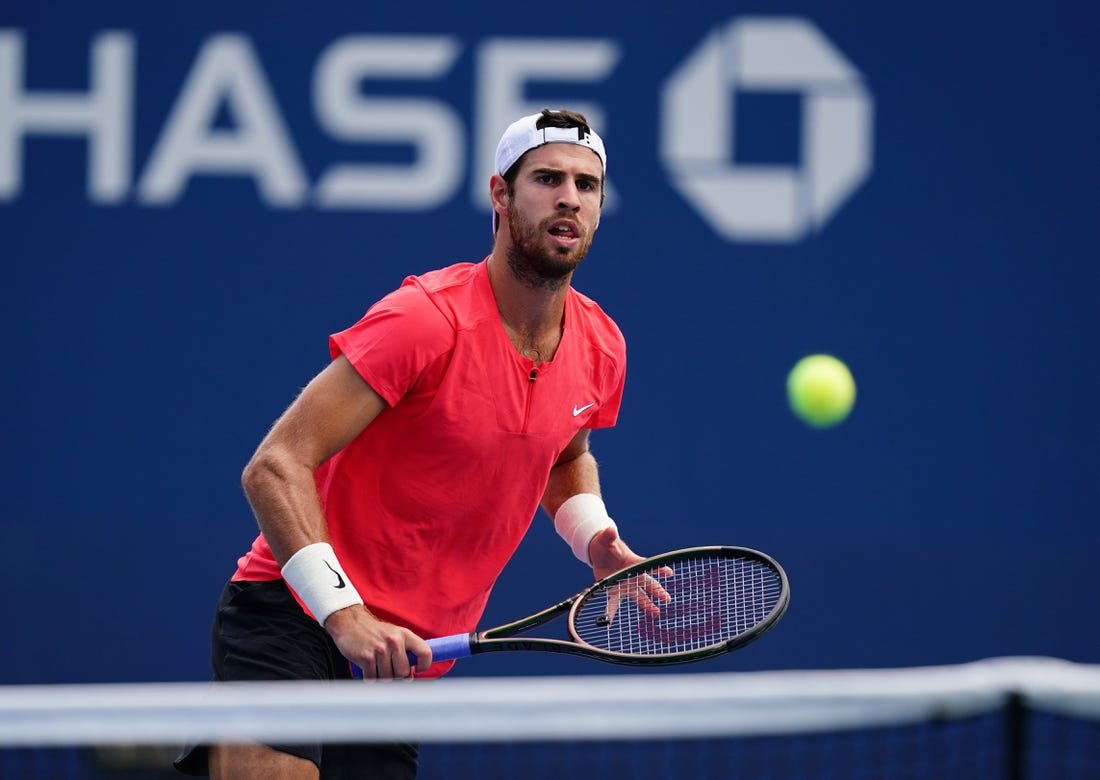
548,221,579,241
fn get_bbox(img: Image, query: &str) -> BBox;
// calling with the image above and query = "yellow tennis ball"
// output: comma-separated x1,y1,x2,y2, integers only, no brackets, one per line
787,354,856,429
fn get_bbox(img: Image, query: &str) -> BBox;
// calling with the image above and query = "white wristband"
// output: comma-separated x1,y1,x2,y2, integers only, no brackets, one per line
281,542,364,626
554,493,617,564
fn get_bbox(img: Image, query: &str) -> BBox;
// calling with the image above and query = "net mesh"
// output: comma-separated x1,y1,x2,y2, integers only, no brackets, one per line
2,657,1098,779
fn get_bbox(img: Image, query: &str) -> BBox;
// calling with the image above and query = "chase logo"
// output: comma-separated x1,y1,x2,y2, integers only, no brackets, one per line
661,18,873,243
0,17,872,245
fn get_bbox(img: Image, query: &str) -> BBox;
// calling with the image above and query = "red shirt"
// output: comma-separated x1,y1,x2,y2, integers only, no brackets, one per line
234,259,626,676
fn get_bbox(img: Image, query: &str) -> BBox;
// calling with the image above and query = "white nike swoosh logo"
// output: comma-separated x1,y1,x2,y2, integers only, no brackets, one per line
572,403,596,417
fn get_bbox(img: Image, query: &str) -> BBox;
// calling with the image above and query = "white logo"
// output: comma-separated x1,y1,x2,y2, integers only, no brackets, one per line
660,17,873,242
572,403,596,417
1,19,872,244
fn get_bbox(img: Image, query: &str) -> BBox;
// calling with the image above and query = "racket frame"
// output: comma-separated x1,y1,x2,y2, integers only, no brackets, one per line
461,545,790,666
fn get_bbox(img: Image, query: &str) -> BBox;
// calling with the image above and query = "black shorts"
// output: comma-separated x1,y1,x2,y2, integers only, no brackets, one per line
174,579,419,778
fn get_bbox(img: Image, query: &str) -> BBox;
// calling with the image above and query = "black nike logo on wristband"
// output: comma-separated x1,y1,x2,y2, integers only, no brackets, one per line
324,560,346,589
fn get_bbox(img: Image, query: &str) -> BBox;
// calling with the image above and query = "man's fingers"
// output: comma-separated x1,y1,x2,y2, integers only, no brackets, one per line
354,638,426,680
642,572,673,604
630,576,663,617
335,615,430,680
604,590,623,623
372,649,393,679
405,632,434,673
621,572,673,618
390,648,414,679
600,564,676,624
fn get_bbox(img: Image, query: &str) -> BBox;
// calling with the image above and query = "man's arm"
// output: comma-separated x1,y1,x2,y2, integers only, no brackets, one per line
241,354,431,678
241,355,380,562
541,429,646,580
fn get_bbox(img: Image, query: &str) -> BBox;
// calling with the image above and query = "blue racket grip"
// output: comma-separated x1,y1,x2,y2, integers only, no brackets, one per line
409,634,473,665
350,634,472,679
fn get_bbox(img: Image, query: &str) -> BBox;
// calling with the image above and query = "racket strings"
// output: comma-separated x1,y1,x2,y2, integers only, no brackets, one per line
572,554,784,657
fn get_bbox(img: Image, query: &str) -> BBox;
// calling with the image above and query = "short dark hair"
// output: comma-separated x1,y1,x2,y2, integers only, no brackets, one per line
534,107,594,135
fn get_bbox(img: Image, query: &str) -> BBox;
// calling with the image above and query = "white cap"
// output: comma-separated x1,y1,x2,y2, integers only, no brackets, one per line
494,113,607,177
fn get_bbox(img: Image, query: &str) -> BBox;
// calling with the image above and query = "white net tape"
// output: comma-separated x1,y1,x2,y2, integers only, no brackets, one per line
1,656,1098,747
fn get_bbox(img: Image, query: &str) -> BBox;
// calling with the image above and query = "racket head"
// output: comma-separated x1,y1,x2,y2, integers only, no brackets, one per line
567,546,789,665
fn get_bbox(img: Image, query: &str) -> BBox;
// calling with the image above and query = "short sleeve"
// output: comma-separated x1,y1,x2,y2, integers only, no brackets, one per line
569,290,627,430
587,359,625,429
329,281,455,407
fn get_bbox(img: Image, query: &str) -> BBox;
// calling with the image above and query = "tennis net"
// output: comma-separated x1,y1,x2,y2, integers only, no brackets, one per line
1,656,1098,778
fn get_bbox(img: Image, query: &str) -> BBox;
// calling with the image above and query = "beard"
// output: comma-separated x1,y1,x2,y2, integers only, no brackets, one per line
504,203,594,291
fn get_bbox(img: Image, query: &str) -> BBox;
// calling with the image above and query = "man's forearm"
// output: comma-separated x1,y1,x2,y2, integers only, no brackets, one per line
541,449,601,517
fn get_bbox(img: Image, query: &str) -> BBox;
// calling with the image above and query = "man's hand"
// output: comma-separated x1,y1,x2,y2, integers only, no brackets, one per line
324,605,433,679
588,527,672,622
587,525,644,579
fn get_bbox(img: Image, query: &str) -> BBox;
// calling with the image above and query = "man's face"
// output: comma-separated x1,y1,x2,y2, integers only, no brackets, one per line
503,143,604,287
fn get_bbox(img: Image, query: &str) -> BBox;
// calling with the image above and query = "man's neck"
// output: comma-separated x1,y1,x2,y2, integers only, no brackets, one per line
487,250,569,361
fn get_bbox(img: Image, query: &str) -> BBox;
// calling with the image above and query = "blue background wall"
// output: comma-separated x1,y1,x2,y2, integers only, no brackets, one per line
1,1,1096,683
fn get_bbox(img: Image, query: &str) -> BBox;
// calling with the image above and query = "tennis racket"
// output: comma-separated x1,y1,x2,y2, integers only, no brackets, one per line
410,545,789,668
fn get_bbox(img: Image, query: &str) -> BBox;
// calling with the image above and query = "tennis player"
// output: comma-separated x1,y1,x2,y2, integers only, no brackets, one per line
175,108,649,779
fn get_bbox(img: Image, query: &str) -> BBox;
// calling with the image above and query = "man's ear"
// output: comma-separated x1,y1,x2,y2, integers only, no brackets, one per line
489,174,509,225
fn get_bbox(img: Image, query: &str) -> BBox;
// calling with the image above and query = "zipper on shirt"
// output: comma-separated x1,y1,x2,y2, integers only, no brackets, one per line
523,367,538,432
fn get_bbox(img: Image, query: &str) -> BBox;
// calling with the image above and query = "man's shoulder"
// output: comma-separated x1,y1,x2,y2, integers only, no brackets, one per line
568,286,623,334
403,260,481,295
394,260,490,329
567,286,626,360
